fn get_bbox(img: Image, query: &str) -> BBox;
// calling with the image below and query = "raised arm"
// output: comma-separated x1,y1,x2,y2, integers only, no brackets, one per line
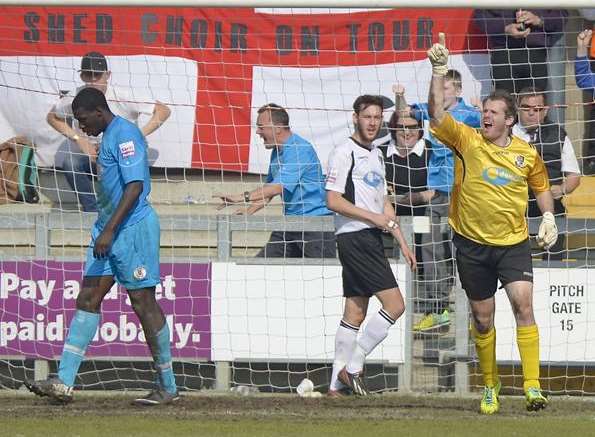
575,30,595,91
392,84,409,113
577,29,592,58
427,32,449,129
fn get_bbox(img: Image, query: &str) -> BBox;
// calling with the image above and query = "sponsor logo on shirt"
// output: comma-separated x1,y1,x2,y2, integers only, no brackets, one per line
481,167,522,186
118,141,136,158
363,171,383,188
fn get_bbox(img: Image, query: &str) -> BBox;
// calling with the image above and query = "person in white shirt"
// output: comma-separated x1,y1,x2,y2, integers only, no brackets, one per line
47,52,170,211
325,94,416,397
513,86,581,259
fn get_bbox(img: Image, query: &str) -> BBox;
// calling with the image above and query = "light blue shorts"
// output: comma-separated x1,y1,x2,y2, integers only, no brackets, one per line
84,209,160,290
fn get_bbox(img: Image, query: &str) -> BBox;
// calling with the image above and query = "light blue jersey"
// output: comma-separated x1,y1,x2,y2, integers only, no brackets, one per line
85,116,159,289
267,133,331,217
95,116,152,231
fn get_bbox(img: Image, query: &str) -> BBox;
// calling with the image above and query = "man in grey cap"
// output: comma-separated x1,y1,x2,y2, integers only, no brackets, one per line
47,51,171,212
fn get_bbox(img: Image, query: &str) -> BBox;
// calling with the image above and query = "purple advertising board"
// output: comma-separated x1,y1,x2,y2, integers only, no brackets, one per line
0,261,211,360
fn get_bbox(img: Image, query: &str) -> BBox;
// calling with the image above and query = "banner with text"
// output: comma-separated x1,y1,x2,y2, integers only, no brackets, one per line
495,268,595,363
0,261,211,360
0,7,488,170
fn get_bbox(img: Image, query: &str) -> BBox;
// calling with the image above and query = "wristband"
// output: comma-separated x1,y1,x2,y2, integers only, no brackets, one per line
387,220,399,230
243,191,251,203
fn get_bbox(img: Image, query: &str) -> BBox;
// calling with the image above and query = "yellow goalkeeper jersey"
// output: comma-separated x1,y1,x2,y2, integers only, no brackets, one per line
431,113,550,246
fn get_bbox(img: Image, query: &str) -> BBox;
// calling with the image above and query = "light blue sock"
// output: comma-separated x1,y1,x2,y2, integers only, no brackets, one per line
154,323,177,394
58,310,100,387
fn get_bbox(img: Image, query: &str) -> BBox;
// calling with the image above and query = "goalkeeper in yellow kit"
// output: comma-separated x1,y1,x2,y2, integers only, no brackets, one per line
427,33,558,414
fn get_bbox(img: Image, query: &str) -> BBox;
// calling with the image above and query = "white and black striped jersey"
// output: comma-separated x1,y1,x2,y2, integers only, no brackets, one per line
325,137,387,235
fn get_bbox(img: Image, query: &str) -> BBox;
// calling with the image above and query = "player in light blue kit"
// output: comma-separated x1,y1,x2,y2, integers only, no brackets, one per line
25,87,178,406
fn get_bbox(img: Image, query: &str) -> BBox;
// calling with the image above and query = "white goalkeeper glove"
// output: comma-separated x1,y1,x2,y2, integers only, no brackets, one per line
537,211,558,250
427,32,449,76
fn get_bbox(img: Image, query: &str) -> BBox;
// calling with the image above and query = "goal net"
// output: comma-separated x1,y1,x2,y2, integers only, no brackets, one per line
0,3,593,397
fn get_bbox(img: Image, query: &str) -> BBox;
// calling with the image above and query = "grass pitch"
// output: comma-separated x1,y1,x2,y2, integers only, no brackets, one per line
1,391,594,437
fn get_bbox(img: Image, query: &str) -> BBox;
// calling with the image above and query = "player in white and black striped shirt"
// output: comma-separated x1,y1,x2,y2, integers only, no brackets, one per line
325,95,417,396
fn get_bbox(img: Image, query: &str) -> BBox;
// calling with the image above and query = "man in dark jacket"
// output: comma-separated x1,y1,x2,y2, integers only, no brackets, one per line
513,87,581,260
473,9,567,95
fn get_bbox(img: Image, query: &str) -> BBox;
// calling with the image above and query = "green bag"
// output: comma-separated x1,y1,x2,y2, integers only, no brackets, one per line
18,145,39,203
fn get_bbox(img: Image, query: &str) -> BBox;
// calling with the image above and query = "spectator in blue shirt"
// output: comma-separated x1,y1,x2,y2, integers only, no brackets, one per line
215,103,336,258
575,29,595,174
394,70,481,331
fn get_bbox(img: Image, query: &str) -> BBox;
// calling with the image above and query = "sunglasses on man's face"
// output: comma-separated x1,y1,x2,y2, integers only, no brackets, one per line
395,124,421,132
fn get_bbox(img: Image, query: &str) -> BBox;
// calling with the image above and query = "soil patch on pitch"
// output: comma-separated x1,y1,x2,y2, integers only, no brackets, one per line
1,392,593,421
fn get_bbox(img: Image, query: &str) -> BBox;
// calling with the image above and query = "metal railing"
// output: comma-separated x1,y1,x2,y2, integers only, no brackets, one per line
2,211,595,392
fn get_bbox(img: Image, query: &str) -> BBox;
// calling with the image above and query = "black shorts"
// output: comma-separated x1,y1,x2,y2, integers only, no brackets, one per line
337,228,398,298
453,233,533,301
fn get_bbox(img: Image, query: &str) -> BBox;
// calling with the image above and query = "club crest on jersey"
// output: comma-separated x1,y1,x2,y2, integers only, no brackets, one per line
133,266,147,280
515,155,526,168
363,171,383,188
119,141,135,158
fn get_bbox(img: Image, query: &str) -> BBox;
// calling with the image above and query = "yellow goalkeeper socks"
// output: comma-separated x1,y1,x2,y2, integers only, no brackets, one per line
517,324,540,391
472,325,498,387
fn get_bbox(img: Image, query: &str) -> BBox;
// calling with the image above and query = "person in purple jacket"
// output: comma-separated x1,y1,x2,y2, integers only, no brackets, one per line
473,9,567,95
575,29,595,174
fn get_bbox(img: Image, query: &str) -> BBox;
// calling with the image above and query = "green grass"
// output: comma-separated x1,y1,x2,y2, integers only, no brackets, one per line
2,417,595,437
1,392,593,437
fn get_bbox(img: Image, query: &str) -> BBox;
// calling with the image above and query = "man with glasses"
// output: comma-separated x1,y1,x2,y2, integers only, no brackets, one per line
47,52,171,212
575,29,595,174
513,86,581,260
393,71,481,332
